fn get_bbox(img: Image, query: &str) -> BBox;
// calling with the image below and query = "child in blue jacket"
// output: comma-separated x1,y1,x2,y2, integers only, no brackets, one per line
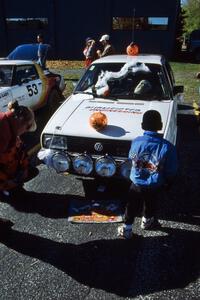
118,110,178,239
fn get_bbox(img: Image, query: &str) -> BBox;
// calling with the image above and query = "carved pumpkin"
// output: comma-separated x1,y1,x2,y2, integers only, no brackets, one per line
126,43,139,56
89,111,108,131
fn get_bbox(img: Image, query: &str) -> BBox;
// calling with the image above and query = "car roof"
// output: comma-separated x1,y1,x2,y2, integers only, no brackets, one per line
93,54,165,65
0,59,34,66
7,43,50,61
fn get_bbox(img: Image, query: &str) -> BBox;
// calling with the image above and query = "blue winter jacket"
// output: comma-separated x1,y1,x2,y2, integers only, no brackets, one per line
129,131,178,188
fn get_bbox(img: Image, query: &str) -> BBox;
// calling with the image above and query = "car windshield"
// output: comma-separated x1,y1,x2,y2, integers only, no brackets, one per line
75,62,170,100
0,65,13,87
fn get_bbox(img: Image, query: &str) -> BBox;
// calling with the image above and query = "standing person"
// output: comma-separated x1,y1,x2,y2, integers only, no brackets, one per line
83,37,96,67
0,100,38,198
118,110,178,239
96,34,115,58
37,33,49,69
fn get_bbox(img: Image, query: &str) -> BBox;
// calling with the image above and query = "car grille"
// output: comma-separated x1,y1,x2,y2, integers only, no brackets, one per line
66,136,131,157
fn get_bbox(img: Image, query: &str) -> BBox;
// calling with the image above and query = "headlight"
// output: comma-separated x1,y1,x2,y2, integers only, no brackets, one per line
42,134,68,150
73,154,93,175
120,159,132,179
95,156,116,177
52,153,71,173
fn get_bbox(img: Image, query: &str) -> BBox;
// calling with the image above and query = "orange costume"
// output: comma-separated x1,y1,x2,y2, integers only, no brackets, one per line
0,111,29,191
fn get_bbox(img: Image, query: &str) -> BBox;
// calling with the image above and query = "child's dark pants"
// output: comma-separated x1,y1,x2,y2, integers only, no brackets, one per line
124,182,160,225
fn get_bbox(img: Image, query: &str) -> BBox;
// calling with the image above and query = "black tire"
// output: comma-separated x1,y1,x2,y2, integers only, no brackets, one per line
48,89,62,117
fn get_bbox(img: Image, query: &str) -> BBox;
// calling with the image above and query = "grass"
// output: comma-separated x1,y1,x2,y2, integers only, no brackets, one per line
47,60,84,69
47,60,200,104
170,62,200,104
62,73,83,98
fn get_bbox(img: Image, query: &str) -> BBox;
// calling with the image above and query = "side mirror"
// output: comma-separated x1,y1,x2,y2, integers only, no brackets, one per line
72,80,78,88
21,78,30,84
173,85,184,95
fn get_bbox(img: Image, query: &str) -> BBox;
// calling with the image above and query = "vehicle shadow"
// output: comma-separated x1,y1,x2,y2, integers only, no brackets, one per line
1,191,79,219
1,176,129,219
0,225,199,297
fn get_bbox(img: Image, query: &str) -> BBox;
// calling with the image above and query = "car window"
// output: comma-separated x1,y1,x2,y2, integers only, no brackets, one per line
76,63,124,91
13,65,39,85
0,65,13,86
75,62,169,100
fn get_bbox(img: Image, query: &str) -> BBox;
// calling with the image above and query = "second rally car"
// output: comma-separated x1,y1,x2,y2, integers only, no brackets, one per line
0,44,65,113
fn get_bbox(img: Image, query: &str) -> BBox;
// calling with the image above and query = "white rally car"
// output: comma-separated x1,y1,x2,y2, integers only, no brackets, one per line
39,54,183,179
0,59,65,113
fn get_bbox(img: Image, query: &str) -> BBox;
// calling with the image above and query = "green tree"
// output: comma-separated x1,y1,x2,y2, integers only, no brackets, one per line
183,0,200,34
174,6,186,55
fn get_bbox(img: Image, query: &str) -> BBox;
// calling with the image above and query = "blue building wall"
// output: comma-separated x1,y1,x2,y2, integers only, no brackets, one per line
0,0,180,59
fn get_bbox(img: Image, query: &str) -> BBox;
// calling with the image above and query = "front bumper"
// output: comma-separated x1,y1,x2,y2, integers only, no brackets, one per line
38,148,131,179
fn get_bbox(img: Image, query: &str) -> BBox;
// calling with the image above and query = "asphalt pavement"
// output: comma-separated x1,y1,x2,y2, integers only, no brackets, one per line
0,105,199,300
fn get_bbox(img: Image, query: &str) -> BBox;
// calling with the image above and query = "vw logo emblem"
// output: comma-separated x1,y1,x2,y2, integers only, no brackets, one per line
94,142,103,152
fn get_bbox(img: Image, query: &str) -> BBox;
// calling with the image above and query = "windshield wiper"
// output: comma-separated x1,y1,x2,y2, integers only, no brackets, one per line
73,89,119,101
73,85,98,97
101,95,118,101
73,91,97,97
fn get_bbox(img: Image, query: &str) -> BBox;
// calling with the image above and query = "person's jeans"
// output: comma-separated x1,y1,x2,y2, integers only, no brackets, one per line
124,183,161,225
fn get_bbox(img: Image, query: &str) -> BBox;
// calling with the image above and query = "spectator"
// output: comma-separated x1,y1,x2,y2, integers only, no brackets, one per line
37,33,49,69
0,100,38,198
96,34,115,58
83,37,97,67
118,110,178,239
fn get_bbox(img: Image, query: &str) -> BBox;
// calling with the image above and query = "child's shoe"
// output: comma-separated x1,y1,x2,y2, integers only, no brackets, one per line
117,224,133,239
141,216,160,230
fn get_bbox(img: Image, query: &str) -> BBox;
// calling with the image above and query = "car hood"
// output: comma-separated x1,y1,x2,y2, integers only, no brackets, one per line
43,94,172,141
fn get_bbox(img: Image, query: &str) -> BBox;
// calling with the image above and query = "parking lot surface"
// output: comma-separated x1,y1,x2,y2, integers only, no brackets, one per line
0,107,199,300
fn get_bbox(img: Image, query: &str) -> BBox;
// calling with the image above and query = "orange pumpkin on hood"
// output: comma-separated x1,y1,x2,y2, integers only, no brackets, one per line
89,111,108,131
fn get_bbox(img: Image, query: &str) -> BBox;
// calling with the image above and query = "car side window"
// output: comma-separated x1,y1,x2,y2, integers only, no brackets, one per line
0,66,13,86
13,65,39,85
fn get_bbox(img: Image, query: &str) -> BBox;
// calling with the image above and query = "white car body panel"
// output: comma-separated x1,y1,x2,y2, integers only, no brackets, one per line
0,87,13,111
44,94,174,143
9,78,43,108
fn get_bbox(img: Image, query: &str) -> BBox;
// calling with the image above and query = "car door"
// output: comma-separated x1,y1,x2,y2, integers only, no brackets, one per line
11,64,42,109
